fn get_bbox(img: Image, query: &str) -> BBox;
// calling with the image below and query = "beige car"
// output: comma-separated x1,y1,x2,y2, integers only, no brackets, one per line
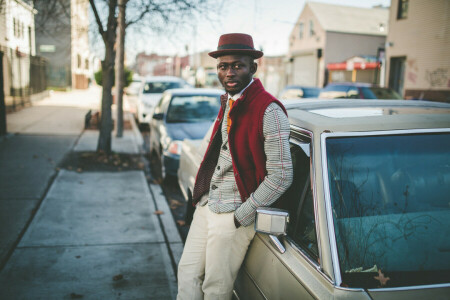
235,99,450,299
178,99,450,299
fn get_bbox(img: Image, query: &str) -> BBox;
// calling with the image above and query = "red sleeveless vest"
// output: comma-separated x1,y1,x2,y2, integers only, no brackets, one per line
192,78,288,204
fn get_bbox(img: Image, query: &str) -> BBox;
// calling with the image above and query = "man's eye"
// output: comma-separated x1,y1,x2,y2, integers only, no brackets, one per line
218,65,226,70
233,64,243,70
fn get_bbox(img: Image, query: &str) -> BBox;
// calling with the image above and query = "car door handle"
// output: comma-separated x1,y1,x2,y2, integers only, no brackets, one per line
269,235,286,254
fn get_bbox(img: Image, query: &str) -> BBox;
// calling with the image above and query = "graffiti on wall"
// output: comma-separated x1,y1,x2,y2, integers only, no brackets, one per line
425,68,448,87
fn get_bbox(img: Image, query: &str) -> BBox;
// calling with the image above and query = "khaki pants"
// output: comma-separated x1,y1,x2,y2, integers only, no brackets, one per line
177,204,255,300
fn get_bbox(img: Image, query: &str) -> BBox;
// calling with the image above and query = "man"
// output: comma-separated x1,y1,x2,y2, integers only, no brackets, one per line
177,33,293,300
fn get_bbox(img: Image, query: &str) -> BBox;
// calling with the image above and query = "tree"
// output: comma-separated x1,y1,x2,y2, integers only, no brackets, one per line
90,0,219,153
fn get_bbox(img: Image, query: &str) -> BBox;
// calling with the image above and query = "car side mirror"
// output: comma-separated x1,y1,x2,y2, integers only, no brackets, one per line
255,207,289,254
152,113,164,120
255,207,289,236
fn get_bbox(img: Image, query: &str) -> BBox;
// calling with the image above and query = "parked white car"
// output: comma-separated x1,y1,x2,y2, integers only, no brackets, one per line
136,76,191,125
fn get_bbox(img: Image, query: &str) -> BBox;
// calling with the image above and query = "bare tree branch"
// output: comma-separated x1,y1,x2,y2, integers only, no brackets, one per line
89,0,106,41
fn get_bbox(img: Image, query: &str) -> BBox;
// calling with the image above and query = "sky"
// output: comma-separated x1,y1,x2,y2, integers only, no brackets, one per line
122,0,391,63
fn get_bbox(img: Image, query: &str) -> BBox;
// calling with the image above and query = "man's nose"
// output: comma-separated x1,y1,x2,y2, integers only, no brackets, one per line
226,67,236,76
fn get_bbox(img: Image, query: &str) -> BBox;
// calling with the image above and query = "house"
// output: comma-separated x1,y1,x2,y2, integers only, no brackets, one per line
287,2,388,88
385,0,449,102
0,0,45,109
34,0,90,89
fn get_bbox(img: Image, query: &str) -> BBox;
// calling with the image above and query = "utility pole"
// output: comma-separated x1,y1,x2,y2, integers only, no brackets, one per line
115,0,126,137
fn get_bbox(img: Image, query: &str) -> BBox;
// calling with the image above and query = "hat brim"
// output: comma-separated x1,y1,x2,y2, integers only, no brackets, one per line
208,49,263,59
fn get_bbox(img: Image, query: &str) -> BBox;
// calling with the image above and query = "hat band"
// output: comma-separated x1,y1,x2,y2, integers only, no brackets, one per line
217,43,255,50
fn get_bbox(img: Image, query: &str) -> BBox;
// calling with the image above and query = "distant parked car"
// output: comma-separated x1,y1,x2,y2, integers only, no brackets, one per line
279,85,321,99
319,82,403,100
136,76,191,125
149,88,222,180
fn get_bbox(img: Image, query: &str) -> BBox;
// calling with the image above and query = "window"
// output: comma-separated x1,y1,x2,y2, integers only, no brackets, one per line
13,18,16,37
326,132,450,288
85,59,89,70
275,141,319,262
397,0,408,19
77,54,81,68
166,95,220,123
299,23,304,39
309,20,315,36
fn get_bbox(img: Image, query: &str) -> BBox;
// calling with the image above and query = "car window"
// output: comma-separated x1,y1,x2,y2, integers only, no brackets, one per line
369,87,403,99
143,81,182,94
275,142,319,262
154,93,171,114
166,95,220,123
326,132,450,288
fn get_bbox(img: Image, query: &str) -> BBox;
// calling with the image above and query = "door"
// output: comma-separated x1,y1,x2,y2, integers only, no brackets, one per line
234,136,332,300
389,57,406,97
293,54,317,86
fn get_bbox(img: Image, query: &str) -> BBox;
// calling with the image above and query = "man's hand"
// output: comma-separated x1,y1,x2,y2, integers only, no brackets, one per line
234,215,241,228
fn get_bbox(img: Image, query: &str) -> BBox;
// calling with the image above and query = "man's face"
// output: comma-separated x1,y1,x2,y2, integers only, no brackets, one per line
217,55,257,96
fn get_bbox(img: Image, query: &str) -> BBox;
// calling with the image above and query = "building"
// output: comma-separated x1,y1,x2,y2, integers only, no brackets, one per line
34,0,90,89
287,2,388,88
0,0,48,110
385,0,449,102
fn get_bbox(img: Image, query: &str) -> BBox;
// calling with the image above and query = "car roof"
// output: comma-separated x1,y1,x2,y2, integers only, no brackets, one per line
286,99,450,133
164,88,224,96
144,76,186,82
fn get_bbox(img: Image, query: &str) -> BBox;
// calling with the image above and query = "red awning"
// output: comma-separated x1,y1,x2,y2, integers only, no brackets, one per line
327,62,380,71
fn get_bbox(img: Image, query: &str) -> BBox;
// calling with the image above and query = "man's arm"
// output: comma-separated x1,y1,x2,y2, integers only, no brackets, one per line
234,103,293,227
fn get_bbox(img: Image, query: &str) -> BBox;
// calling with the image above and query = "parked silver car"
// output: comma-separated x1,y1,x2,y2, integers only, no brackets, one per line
177,99,450,299
136,76,191,125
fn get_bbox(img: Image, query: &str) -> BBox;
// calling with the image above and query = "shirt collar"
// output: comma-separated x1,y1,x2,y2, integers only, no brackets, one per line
228,79,254,101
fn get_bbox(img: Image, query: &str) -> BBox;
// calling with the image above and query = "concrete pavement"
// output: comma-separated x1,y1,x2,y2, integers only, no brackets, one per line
0,86,183,299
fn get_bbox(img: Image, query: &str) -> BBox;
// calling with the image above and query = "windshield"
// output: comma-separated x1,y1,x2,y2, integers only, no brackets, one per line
166,95,220,123
326,133,450,288
143,81,183,94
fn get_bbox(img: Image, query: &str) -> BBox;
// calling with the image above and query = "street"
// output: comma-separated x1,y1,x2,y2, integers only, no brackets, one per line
0,87,183,299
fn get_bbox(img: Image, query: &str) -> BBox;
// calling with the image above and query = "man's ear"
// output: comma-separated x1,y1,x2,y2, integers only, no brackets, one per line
251,62,257,75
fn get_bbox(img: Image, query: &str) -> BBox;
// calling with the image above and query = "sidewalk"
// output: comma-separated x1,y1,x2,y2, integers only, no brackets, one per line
0,87,183,299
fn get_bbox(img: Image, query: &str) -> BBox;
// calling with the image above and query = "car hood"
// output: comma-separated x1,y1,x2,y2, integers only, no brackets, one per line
165,121,213,141
140,93,162,104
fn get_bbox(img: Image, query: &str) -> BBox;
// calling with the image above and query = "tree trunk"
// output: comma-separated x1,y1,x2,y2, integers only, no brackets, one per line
97,44,115,153
115,0,125,137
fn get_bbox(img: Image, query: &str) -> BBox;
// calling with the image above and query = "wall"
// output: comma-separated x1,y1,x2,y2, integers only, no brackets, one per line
386,0,450,102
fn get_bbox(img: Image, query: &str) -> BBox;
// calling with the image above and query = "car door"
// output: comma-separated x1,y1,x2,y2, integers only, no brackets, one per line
234,131,333,300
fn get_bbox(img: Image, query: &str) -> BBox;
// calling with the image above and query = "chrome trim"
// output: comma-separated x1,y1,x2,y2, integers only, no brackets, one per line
321,132,342,286
289,125,327,282
320,128,450,288
269,235,286,254
368,282,450,292
232,290,241,300
285,237,334,286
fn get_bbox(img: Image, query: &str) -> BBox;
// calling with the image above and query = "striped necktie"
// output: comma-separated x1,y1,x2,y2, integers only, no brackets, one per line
227,99,235,134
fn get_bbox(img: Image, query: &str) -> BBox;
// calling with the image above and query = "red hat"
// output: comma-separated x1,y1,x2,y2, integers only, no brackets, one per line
208,33,263,59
